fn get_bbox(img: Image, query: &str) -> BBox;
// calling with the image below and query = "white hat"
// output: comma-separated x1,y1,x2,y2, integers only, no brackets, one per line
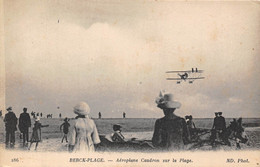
35,116,40,122
73,102,90,116
155,91,181,109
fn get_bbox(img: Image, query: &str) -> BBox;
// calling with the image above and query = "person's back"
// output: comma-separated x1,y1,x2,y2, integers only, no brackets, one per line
152,116,188,150
19,112,31,128
69,117,100,152
213,116,222,130
63,122,70,132
218,116,226,130
4,112,17,130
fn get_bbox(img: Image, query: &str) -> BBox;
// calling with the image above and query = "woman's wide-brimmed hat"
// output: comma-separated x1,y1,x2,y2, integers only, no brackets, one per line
155,91,181,109
73,102,90,116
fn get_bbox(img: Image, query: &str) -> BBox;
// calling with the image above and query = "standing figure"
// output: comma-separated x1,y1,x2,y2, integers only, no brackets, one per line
152,92,189,150
186,115,197,140
98,112,102,119
28,117,49,150
68,102,100,152
40,113,43,118
4,107,18,148
59,113,62,118
123,112,126,119
212,112,219,129
60,118,70,143
211,112,220,143
19,107,31,146
218,112,226,131
211,112,229,146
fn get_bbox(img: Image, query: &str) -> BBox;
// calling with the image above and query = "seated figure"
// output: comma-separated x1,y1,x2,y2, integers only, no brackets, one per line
111,124,125,143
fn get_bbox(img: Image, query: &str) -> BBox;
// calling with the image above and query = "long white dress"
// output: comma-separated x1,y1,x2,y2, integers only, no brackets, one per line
68,117,100,152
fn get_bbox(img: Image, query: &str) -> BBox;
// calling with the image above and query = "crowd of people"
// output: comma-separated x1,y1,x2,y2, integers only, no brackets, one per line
2,91,244,152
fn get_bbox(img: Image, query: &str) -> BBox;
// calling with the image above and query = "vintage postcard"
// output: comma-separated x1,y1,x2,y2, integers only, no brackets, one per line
0,0,260,166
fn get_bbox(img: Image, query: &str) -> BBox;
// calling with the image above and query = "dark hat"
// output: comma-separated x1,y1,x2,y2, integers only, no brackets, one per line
6,107,12,111
113,124,122,131
218,112,222,115
64,117,69,121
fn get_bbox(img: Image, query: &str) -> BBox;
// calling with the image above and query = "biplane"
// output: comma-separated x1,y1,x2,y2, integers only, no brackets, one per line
166,68,205,84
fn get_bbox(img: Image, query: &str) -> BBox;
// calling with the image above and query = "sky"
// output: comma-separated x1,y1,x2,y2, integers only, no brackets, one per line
3,0,260,118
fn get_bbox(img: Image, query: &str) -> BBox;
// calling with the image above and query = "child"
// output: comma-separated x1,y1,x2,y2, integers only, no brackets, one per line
111,124,125,142
28,117,49,150
60,117,70,143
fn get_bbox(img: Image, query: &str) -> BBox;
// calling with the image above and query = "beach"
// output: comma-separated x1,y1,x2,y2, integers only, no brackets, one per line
0,117,260,152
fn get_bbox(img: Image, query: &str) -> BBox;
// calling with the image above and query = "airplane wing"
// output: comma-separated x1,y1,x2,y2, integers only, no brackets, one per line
166,70,191,73
186,77,205,80
166,78,182,80
166,70,204,73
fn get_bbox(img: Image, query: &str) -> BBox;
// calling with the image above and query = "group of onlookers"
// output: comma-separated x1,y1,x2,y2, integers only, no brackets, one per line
3,107,49,150
2,91,240,152
4,107,31,148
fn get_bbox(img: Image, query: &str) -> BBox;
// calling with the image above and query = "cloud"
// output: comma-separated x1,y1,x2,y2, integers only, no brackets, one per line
229,97,243,104
5,1,260,118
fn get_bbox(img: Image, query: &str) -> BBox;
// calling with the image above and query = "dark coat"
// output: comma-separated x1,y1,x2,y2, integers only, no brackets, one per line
4,112,18,131
60,121,70,134
19,112,31,132
213,116,226,130
152,116,189,150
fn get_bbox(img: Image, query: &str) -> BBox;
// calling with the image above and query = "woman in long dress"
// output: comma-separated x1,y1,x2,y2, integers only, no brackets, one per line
152,92,189,150
68,102,100,152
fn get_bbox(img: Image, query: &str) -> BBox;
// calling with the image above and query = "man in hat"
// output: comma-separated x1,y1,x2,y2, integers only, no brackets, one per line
212,112,219,130
19,107,31,146
152,92,189,150
212,112,226,131
4,107,18,148
211,112,228,144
